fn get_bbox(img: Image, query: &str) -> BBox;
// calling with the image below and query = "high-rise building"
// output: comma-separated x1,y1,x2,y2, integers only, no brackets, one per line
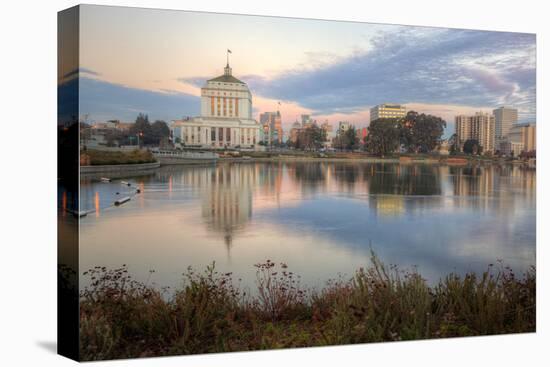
493,107,518,141
289,121,302,145
370,103,406,121
320,120,334,148
455,112,496,153
523,124,536,152
259,111,283,145
509,123,536,153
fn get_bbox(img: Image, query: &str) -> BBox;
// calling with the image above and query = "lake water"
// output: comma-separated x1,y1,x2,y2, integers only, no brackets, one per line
79,161,536,292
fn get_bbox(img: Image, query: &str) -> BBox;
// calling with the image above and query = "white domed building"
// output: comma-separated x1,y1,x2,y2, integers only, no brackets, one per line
171,61,261,149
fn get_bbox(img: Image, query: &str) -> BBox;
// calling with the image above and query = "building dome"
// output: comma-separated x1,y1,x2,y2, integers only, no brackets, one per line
207,63,245,84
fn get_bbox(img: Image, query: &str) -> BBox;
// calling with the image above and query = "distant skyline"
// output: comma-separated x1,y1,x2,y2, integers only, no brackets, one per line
71,5,536,136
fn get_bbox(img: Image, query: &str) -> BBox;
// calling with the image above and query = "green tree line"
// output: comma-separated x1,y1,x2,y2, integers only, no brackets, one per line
365,111,446,156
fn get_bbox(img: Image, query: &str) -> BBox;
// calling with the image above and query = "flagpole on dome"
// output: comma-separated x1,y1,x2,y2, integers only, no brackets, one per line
224,49,233,76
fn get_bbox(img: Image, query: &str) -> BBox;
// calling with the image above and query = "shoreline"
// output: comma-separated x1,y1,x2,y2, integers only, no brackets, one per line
217,155,533,166
79,155,535,174
80,161,160,175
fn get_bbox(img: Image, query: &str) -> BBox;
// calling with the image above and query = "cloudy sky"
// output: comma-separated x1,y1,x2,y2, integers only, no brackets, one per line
72,4,536,135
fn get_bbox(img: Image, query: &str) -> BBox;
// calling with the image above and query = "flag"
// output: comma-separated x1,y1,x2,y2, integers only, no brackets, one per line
227,49,232,53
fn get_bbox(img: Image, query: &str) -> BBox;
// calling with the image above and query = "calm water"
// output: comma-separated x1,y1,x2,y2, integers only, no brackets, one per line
79,162,536,291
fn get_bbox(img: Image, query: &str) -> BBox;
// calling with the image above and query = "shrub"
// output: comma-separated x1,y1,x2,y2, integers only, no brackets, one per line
79,256,536,360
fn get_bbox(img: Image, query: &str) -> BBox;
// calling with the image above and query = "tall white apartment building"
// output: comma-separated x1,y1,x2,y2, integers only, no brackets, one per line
455,112,496,153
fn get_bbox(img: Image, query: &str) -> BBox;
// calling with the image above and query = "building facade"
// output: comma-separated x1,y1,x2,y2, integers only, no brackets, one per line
509,123,536,153
455,112,496,153
289,121,302,145
493,106,518,142
260,111,283,145
301,114,312,127
171,62,260,149
320,120,334,148
499,140,524,157
337,121,350,134
370,103,407,121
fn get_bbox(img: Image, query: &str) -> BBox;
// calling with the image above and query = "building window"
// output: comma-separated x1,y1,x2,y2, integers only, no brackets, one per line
211,128,215,141
210,96,214,115
226,128,231,142
223,97,227,116
235,98,238,116
218,127,223,142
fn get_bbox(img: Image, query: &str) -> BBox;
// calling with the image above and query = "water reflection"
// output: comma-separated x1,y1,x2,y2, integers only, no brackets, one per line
80,162,535,290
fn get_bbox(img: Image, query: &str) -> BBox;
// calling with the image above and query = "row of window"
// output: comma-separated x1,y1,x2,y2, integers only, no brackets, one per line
210,96,239,117
183,127,256,145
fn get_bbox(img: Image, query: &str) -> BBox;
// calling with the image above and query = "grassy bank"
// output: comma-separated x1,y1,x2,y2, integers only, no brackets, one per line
225,151,527,165
81,149,156,166
79,255,535,361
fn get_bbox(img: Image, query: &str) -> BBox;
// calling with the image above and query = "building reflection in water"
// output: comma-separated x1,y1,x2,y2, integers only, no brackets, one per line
169,162,535,255
80,162,535,262
94,191,100,217
165,163,258,257
203,164,256,255
78,161,535,292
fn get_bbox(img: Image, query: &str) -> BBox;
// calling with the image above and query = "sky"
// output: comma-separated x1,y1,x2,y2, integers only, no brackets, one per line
72,4,536,136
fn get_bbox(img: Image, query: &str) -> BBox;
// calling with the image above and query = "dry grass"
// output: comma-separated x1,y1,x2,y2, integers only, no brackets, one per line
79,255,535,361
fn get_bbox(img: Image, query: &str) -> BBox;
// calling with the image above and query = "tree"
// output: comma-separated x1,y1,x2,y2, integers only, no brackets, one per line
334,125,358,151
401,111,446,153
344,126,359,150
128,114,170,146
463,139,481,155
129,113,151,146
151,120,170,144
365,118,401,156
295,125,327,150
448,133,459,154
